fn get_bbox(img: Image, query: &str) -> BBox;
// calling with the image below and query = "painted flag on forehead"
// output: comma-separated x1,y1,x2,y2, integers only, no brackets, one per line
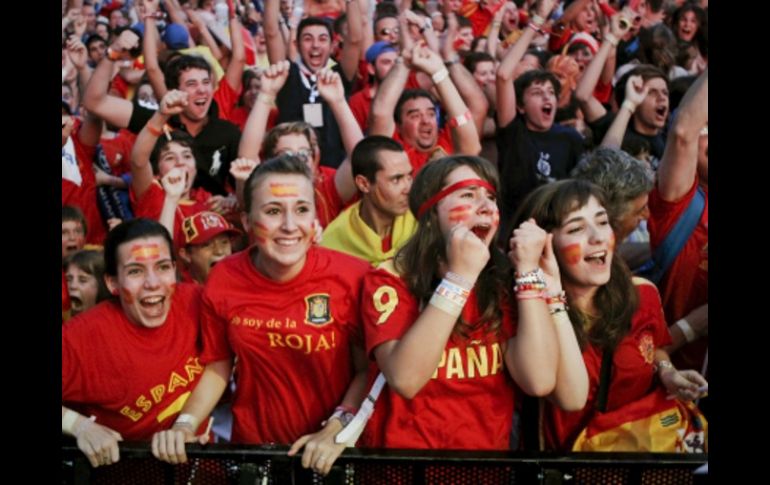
572,387,707,453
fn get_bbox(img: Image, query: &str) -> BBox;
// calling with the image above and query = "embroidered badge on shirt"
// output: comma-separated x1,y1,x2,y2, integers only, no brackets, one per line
304,294,334,325
638,333,655,364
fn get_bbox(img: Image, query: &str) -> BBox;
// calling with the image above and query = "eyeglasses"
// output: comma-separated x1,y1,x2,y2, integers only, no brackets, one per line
277,148,313,160
378,27,400,37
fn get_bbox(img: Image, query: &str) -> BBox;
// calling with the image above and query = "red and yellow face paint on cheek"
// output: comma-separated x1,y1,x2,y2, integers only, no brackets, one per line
608,232,616,252
269,183,299,198
120,288,135,304
130,244,161,262
562,243,582,266
252,221,269,244
448,204,473,223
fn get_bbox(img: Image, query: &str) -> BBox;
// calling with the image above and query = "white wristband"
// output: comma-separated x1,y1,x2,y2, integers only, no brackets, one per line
431,67,450,85
429,292,464,317
62,409,80,434
174,413,200,431
621,99,637,113
674,318,697,343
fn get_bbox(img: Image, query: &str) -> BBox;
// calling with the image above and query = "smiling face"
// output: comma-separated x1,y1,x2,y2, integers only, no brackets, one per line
298,24,332,73
157,141,197,197
553,196,615,291
677,10,699,42
242,173,317,282
177,68,213,122
472,60,496,88
105,236,177,328
435,165,500,247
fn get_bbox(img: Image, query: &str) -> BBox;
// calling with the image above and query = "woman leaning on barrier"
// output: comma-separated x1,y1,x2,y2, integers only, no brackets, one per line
358,155,589,450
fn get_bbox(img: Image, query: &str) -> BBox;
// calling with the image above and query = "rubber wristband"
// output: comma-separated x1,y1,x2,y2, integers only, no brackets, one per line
431,68,450,85
674,318,697,343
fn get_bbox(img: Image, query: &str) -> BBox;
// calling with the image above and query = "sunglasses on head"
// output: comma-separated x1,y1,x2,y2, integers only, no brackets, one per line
277,148,313,160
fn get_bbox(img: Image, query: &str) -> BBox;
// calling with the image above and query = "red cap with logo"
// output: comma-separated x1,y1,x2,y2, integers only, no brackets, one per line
182,211,241,246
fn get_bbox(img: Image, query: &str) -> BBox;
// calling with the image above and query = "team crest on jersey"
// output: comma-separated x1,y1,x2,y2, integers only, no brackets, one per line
304,294,334,326
638,333,654,364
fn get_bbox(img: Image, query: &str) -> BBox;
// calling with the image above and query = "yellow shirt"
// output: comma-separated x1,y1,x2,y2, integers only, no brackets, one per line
321,201,417,266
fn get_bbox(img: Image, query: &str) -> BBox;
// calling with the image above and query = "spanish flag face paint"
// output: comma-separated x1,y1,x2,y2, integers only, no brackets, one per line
116,236,177,329
562,243,582,266
269,182,300,198
130,243,161,262
448,204,473,223
252,221,269,244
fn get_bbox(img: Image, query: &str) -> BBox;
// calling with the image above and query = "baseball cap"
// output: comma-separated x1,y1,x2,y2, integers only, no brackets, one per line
365,41,398,65
182,211,241,246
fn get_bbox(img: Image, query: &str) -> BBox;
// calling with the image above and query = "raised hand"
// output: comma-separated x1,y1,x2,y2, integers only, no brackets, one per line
446,224,490,286
508,218,548,274
229,157,259,182
260,60,291,97
316,68,345,104
409,43,444,76
624,74,649,109
66,36,88,70
159,89,189,117
161,167,187,200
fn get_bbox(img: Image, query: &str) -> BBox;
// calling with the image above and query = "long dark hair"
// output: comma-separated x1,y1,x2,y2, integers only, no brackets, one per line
510,179,638,351
395,155,510,337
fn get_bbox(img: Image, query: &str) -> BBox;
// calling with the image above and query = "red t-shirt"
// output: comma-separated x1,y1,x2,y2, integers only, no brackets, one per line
647,180,708,371
99,129,137,176
199,247,370,444
62,283,204,440
349,87,375,133
62,269,71,323
212,77,242,125
315,166,344,228
459,0,497,37
348,71,421,133
130,181,212,249
393,127,455,174
62,125,108,245
542,280,673,451
228,105,279,133
360,268,517,450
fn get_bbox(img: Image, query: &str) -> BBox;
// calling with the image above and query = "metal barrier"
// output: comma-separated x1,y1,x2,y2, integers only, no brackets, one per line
61,440,708,484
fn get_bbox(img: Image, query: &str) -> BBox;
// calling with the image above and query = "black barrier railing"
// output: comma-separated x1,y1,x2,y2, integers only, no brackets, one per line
61,440,708,485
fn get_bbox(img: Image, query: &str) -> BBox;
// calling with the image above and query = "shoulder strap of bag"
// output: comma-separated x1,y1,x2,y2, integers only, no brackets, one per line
596,348,614,413
644,186,706,284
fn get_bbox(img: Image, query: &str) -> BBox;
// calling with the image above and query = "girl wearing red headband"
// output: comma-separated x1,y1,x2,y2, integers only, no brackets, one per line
359,155,588,451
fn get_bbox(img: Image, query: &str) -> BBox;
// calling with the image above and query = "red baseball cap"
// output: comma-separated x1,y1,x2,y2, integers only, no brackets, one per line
182,211,241,246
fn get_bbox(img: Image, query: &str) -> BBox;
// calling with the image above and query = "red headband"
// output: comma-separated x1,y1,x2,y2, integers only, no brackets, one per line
417,179,497,219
